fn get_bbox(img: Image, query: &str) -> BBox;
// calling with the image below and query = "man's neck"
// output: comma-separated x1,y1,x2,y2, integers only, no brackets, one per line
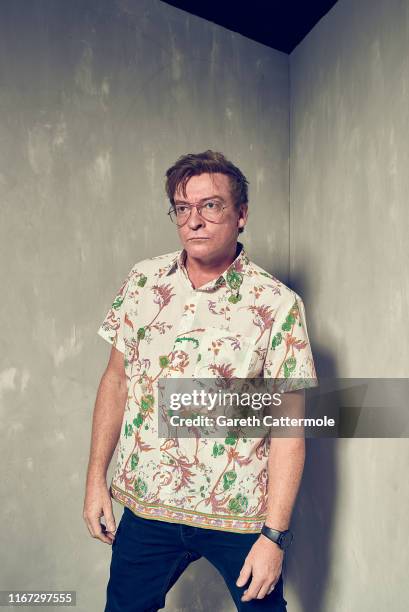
184,242,239,289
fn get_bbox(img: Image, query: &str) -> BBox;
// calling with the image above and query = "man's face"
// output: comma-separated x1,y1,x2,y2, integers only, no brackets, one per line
173,173,248,262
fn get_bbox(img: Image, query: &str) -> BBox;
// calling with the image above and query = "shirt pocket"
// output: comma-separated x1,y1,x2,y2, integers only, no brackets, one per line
193,327,258,379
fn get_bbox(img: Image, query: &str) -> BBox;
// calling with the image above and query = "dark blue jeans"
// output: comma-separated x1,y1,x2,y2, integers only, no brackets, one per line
104,506,288,612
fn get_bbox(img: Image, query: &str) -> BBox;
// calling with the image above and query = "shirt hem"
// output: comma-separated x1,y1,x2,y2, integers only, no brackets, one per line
110,483,266,534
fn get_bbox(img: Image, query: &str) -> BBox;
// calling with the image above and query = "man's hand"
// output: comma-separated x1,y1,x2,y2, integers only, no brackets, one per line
236,535,284,601
83,346,127,545
83,481,117,545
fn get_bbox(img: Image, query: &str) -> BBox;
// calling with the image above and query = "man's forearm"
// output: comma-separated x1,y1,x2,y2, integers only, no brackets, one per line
265,436,305,530
86,370,128,486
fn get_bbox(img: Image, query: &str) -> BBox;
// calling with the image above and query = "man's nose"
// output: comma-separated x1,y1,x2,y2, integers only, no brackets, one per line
187,207,204,228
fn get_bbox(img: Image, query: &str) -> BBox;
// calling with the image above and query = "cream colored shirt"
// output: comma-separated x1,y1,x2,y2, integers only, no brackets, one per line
97,241,318,532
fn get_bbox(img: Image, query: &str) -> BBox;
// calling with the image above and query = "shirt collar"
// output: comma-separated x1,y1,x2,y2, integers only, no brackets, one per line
164,241,251,293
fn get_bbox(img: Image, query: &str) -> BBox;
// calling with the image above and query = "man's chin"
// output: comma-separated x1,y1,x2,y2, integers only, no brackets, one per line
183,240,214,259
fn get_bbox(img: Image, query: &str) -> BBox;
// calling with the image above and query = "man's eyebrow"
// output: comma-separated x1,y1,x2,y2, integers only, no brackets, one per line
174,195,225,204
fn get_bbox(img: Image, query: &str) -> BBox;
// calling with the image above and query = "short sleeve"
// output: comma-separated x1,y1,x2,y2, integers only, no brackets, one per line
97,265,141,354
263,292,319,392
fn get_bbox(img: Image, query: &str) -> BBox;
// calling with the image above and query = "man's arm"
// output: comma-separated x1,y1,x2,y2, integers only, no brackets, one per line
83,346,128,545
265,388,306,530
236,389,306,601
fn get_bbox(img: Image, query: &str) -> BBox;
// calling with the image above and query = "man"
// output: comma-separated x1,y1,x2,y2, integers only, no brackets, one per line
83,150,318,611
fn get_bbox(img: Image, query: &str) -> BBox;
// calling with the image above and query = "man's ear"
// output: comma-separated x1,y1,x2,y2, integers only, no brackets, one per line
238,203,249,228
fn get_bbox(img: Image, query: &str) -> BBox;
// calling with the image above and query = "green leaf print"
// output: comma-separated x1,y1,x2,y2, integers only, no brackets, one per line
223,470,237,491
175,336,199,349
226,270,243,291
281,303,297,332
225,434,237,445
212,442,225,457
131,454,139,470
271,332,282,349
284,356,297,377
112,295,124,310
124,421,133,438
133,413,143,428
141,394,154,411
228,294,242,303
159,355,169,368
137,274,147,287
126,422,132,436
134,477,147,498
228,494,248,514
137,327,146,340
281,314,295,332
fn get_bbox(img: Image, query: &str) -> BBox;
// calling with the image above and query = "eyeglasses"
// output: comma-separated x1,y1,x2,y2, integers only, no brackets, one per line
167,199,230,227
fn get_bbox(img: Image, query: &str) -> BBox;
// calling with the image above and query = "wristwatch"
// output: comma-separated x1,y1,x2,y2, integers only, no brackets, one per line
261,524,294,550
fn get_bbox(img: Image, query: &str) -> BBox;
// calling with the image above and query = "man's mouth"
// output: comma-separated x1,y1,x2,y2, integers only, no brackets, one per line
188,237,209,240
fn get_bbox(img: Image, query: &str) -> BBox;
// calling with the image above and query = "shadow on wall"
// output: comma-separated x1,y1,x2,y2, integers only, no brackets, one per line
285,272,338,612
287,408,338,612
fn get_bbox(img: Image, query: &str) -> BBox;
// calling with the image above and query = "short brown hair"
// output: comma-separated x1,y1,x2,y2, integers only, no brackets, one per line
165,150,249,234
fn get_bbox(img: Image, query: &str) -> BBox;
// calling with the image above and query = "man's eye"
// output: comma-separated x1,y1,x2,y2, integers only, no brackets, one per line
176,206,188,214
204,201,216,208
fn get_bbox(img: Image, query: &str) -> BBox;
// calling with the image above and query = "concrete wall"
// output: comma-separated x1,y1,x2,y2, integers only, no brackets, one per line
290,0,409,610
0,1,289,611
3,0,408,610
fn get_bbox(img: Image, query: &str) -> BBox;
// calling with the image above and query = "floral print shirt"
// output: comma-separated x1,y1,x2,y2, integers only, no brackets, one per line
97,241,318,533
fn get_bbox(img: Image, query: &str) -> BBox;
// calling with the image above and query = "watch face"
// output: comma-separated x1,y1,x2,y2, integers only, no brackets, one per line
280,531,293,549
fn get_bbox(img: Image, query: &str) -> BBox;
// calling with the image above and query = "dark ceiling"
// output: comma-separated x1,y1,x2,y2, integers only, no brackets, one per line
161,0,338,54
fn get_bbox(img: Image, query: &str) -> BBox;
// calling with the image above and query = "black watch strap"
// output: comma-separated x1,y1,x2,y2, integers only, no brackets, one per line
261,524,293,550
